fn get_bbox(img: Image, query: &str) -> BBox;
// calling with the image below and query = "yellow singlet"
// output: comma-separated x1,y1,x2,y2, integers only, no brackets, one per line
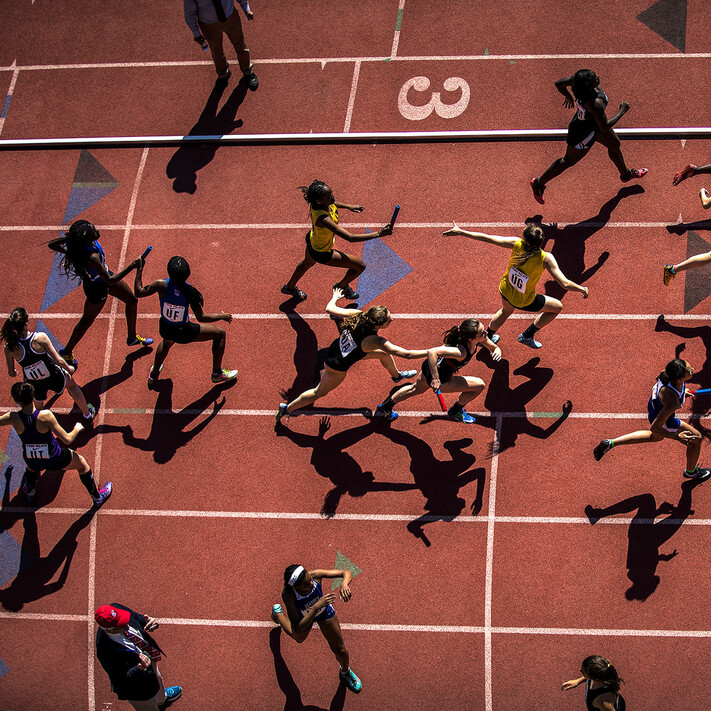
498,239,546,308
308,203,339,252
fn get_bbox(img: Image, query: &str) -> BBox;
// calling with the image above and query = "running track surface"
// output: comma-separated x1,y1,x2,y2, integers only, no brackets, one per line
2,2,711,710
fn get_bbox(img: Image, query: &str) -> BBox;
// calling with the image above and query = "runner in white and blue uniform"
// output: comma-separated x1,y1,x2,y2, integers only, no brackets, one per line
134,254,238,386
593,358,711,480
47,220,152,368
2,307,95,421
270,564,362,694
376,318,501,424
0,382,112,506
530,68,647,205
276,287,425,422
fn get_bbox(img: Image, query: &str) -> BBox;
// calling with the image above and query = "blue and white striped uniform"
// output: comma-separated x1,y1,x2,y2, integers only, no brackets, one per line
647,379,685,432
159,278,191,326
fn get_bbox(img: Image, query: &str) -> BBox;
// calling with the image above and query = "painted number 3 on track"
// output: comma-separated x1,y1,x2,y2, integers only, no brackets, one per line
398,76,470,121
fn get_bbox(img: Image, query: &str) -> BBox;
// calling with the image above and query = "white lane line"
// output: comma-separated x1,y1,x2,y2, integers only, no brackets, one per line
391,0,406,60
343,59,361,133
0,60,20,137
484,415,501,711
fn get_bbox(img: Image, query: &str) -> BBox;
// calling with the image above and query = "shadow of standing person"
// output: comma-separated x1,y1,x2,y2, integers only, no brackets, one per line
585,478,701,600
166,80,247,194
269,627,347,711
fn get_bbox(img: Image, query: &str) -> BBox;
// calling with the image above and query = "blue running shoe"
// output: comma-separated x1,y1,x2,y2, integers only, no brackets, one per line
339,668,362,693
375,404,398,422
448,406,476,424
161,686,182,708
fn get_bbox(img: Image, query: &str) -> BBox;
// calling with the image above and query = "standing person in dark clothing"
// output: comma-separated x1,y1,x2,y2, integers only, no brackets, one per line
95,603,183,711
183,0,259,88
561,655,626,710
531,69,647,204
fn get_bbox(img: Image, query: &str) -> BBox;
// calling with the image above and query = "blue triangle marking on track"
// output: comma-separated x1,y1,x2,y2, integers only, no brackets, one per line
637,0,687,52
62,186,118,224
74,149,119,184
0,656,9,678
0,529,24,590
356,238,413,306
40,249,79,313
1,429,25,498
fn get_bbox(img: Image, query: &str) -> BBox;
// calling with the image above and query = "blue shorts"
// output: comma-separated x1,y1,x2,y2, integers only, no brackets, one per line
647,398,681,433
309,604,335,624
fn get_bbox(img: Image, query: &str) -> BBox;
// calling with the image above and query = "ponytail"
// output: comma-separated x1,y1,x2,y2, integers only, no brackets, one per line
581,655,624,694
342,306,389,333
0,307,29,351
657,358,687,385
442,318,481,346
512,223,544,269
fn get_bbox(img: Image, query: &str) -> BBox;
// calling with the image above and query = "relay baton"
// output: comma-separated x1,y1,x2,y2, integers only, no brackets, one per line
690,387,711,395
436,388,447,412
390,204,401,226
141,246,153,260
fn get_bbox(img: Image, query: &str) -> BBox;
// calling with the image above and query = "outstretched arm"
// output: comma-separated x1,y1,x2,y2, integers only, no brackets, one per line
363,335,427,359
544,254,588,296
442,222,518,248
320,215,392,242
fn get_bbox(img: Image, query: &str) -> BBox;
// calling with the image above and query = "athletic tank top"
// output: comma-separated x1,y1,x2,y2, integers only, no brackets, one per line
16,332,57,382
82,241,106,283
424,342,474,382
325,322,376,371
573,87,608,123
293,579,335,620
650,378,685,411
585,680,625,711
18,410,62,463
159,278,192,325
499,239,547,308
308,203,339,252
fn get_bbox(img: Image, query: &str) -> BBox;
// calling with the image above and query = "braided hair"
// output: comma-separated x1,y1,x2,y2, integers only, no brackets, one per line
341,306,390,334
0,307,29,351
299,180,330,206
581,655,624,694
167,256,204,309
511,223,544,269
442,318,481,346
572,68,598,103
60,220,99,281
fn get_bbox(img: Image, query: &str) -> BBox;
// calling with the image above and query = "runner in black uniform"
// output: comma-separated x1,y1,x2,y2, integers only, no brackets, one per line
376,318,501,424
0,382,112,506
134,255,238,386
562,655,626,710
47,220,153,367
2,307,95,421
276,287,426,422
530,69,647,205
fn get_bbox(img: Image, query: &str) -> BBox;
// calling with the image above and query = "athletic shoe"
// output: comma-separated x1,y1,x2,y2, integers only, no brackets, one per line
92,482,113,508
335,283,359,300
147,365,163,386
593,439,613,461
275,403,289,423
127,335,154,347
243,71,259,91
339,668,362,694
620,168,648,182
488,333,500,344
59,349,78,368
663,265,676,286
448,406,476,424
211,368,238,383
584,504,602,525
530,178,545,205
683,466,711,481
281,284,307,301
517,333,542,349
160,686,183,709
673,164,696,186
375,404,398,422
20,476,36,504
392,370,417,383
83,404,97,422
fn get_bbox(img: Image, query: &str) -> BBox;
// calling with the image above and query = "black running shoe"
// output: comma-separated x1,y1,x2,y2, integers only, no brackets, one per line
593,439,612,461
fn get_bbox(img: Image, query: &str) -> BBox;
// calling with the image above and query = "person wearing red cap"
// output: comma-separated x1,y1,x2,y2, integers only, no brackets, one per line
95,603,182,710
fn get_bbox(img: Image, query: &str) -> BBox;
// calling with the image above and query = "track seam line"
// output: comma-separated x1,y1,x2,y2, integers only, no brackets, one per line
484,414,501,711
343,60,361,133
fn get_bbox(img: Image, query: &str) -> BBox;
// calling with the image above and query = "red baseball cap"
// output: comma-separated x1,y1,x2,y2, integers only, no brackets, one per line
95,605,130,628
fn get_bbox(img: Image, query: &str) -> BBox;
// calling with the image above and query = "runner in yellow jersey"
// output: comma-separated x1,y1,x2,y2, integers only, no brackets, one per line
443,223,588,349
281,180,392,303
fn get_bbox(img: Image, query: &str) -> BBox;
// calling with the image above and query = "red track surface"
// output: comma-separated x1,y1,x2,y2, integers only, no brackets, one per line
2,2,711,710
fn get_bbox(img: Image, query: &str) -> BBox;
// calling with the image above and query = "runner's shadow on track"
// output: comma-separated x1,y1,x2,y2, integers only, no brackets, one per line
275,417,416,517
585,478,701,600
269,628,347,711
95,379,233,464
477,357,572,456
278,306,328,403
654,316,711,435
529,185,643,300
376,428,485,547
166,81,247,194
0,469,96,611
666,219,711,235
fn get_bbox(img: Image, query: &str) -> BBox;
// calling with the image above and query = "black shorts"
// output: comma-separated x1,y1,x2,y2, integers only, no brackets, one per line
422,359,453,386
305,231,334,265
25,446,73,473
26,365,66,401
159,319,201,344
82,277,110,305
566,117,599,150
502,292,546,312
